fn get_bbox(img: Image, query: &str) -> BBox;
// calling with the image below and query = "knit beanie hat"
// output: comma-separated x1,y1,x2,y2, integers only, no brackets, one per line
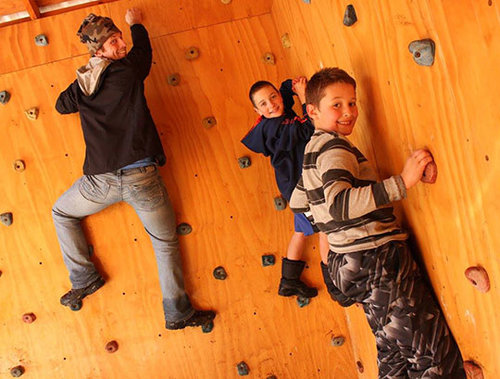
77,13,121,55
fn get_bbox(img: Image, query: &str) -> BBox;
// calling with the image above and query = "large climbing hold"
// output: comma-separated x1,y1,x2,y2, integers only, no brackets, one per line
465,266,490,293
421,160,438,183
408,39,435,66
1,212,13,226
0,90,11,105
34,34,48,46
343,5,357,26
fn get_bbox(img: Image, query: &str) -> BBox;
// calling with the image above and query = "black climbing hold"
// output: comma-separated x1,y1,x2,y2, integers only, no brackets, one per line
273,196,287,211
261,254,275,267
13,160,25,172
202,116,217,129
343,5,357,26
408,39,435,66
297,296,310,307
10,366,25,377
202,320,214,333
236,361,250,376
262,52,275,65
167,73,180,86
24,107,39,120
331,336,345,347
70,301,82,311
0,90,11,105
176,223,192,235
238,156,251,169
185,46,200,60
34,34,48,46
1,213,13,226
213,266,227,280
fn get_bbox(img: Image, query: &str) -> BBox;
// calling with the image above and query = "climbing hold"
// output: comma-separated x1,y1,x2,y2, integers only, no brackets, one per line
262,52,275,65
343,5,358,26
202,320,214,333
22,313,36,323
266,376,277,379
238,156,251,169
10,366,25,377
105,340,119,353
297,296,310,307
176,223,192,235
213,266,227,280
167,73,180,86
281,33,292,49
273,196,287,211
0,90,11,105
331,335,345,347
421,160,437,183
185,46,200,60
408,39,435,66
202,116,217,129
465,266,490,293
13,160,26,173
464,360,484,379
221,0,232,4
236,361,250,376
302,0,311,3
24,107,39,120
34,34,48,46
70,301,82,311
1,213,13,226
261,254,276,267
356,361,364,373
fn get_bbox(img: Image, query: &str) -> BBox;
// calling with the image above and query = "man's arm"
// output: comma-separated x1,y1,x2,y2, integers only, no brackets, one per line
124,8,152,80
55,81,79,114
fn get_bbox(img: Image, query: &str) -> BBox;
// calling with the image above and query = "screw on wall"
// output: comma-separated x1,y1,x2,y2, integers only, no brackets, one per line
236,361,250,376
331,335,345,347
202,116,217,129
464,360,484,379
213,266,227,280
0,90,11,104
22,313,36,323
261,254,276,267
297,296,310,307
105,340,119,353
185,46,200,60
167,73,180,86
238,156,251,169
273,196,287,211
24,107,39,120
262,52,275,65
465,266,490,293
176,223,192,235
1,212,13,226
13,160,26,172
34,34,48,46
10,366,25,377
343,5,358,26
408,39,435,66
281,33,292,49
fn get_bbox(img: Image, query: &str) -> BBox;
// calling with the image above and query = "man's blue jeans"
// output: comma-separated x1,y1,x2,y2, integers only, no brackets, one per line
52,165,195,323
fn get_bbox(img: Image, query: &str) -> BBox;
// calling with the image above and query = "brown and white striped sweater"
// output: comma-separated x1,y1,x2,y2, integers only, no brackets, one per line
290,130,408,253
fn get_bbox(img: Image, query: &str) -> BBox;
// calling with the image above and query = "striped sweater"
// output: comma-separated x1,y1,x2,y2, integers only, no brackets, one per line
290,130,408,253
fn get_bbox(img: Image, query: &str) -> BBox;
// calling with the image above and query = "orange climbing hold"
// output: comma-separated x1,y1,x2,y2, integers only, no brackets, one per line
464,266,490,293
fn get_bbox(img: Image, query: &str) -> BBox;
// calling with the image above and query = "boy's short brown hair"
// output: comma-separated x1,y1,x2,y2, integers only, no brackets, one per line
306,68,356,107
249,81,278,107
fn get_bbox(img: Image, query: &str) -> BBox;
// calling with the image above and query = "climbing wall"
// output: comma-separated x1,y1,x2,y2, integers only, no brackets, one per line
271,0,500,378
0,1,363,378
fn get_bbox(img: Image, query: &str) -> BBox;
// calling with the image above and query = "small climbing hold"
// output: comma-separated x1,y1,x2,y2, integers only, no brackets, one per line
10,366,25,377
238,156,251,169
261,254,276,267
34,34,48,46
213,266,227,280
302,0,311,3
236,361,250,376
465,266,490,293
408,39,435,66
273,196,287,211
0,90,11,105
421,160,437,183
266,376,277,379
356,361,364,373
22,313,36,323
262,52,275,65
221,0,232,4
24,107,39,120
70,301,82,311
176,223,192,235
281,33,292,49
464,360,484,379
202,320,214,333
331,335,345,347
297,296,310,307
13,160,25,172
202,116,217,129
185,46,200,60
343,5,358,26
1,212,13,226
105,340,119,353
167,73,180,86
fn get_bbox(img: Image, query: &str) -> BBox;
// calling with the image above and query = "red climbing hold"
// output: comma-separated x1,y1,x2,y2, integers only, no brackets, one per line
22,313,36,323
421,160,437,183
464,266,490,293
105,340,119,353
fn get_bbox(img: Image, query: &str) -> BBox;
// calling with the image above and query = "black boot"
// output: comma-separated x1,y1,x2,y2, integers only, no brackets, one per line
165,310,216,330
278,258,318,298
320,262,355,307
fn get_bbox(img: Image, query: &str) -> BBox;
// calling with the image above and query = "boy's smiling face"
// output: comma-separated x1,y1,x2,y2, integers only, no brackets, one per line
307,82,358,135
252,85,285,119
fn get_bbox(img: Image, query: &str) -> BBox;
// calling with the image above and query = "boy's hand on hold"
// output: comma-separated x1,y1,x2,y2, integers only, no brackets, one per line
401,149,434,189
293,76,308,104
125,8,143,25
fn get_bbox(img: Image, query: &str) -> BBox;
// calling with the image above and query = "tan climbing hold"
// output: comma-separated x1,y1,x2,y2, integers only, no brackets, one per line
281,33,292,49
25,107,39,120
13,160,25,172
262,52,275,65
421,160,437,183
185,46,200,61
202,116,217,129
464,266,490,293
464,360,484,379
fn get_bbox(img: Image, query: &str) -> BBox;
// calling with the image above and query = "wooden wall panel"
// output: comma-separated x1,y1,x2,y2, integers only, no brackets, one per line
271,0,500,377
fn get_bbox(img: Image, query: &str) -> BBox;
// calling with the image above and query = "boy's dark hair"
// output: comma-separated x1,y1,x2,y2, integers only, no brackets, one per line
248,81,278,107
306,68,356,107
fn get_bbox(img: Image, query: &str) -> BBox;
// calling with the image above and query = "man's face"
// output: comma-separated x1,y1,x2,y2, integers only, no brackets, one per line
307,82,358,135
96,32,127,60
252,85,285,119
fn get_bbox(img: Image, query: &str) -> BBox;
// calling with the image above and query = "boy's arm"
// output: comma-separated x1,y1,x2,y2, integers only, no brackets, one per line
290,177,310,214
55,81,79,114
279,79,295,111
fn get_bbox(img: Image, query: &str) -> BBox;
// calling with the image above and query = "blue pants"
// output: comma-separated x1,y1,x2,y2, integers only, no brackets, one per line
52,165,194,323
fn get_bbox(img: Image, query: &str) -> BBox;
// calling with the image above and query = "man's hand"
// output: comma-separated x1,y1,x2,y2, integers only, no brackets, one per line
125,8,143,26
400,149,433,189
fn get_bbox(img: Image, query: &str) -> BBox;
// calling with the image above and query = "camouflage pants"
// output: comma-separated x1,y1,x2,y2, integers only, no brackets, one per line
328,241,465,379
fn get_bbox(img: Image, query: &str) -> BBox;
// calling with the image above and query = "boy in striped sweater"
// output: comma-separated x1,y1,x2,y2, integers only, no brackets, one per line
290,67,464,378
